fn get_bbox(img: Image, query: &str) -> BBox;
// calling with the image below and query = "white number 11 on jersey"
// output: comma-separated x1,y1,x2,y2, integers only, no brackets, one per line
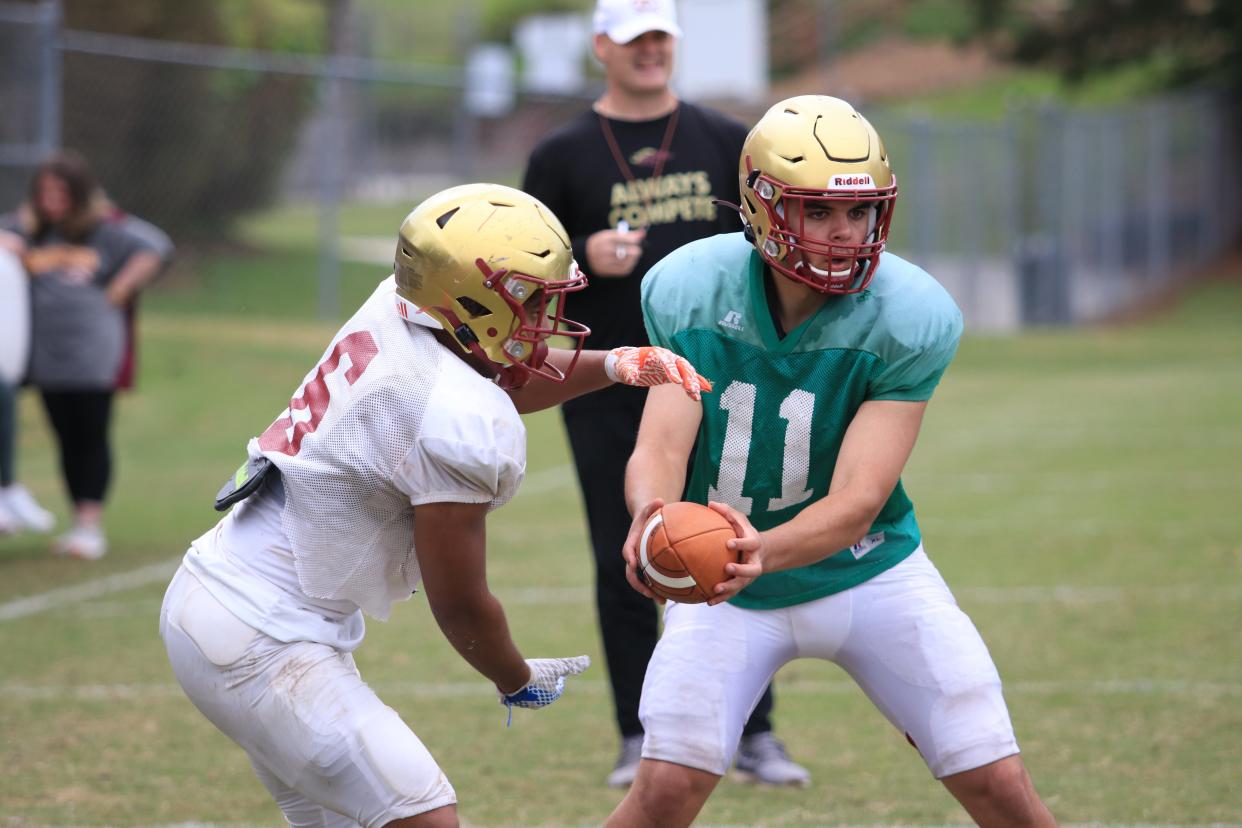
708,381,815,516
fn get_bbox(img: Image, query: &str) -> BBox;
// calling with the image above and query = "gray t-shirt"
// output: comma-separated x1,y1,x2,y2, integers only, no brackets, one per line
0,215,146,390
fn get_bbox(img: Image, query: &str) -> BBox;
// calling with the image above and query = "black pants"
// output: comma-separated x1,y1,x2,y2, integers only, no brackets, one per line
40,389,114,504
0,381,15,486
563,390,774,739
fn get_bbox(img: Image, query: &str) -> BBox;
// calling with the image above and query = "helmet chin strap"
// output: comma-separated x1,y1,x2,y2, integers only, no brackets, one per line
434,305,569,391
495,363,530,390
434,305,528,389
495,340,563,390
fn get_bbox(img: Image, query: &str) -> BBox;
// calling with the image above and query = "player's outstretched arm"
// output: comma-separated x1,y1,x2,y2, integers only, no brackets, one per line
413,499,532,695
760,399,928,573
506,346,711,413
415,500,590,713
621,383,704,598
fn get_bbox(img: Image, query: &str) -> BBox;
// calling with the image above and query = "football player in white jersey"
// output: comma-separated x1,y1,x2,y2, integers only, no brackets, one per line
159,183,711,828
604,98,1057,827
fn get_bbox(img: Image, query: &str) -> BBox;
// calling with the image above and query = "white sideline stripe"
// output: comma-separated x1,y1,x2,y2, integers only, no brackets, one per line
0,558,179,622
5,569,1239,624
0,465,578,624
32,581,1242,622
0,459,1233,623
6,677,1239,702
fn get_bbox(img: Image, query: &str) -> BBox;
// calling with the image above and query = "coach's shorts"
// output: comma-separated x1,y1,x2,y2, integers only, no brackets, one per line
639,548,1019,779
160,566,456,827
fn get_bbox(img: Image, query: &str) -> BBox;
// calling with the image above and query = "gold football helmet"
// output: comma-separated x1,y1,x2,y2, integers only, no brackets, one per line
739,95,897,294
394,183,589,389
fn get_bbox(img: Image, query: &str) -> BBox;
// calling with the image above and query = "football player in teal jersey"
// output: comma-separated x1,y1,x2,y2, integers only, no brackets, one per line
605,96,1057,827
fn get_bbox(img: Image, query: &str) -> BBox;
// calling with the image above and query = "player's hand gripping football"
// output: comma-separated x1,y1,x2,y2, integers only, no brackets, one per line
704,501,765,606
606,346,713,401
498,656,591,713
622,498,666,602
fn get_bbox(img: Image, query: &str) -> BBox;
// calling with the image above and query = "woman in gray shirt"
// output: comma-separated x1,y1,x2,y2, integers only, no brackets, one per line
0,151,167,560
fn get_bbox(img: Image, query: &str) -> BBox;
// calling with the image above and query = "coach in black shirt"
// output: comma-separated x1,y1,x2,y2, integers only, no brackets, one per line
522,0,809,790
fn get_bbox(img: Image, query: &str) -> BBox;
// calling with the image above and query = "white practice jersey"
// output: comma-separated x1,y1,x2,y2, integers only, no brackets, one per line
184,277,526,647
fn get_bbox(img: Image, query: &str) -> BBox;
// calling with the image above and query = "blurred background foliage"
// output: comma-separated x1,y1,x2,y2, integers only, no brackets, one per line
30,0,1242,249
969,0,1242,91
61,0,321,238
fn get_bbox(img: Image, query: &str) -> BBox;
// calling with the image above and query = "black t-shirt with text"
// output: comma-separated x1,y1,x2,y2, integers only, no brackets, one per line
522,101,747,409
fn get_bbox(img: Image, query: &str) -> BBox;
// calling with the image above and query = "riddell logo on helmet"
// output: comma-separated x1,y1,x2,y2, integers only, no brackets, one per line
829,174,874,190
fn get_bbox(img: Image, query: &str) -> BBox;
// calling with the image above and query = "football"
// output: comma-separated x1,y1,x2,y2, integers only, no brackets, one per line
638,501,740,603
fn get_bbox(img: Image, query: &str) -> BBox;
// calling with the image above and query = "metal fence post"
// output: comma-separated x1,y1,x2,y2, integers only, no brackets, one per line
908,117,935,268
1017,103,1071,325
317,67,343,321
1146,99,1171,289
1003,101,1023,321
1199,97,1226,262
1100,113,1125,305
958,124,980,321
316,0,356,321
452,4,479,181
38,0,62,155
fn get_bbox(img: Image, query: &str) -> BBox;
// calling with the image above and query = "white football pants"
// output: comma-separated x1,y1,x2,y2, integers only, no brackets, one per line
639,547,1020,779
160,566,456,827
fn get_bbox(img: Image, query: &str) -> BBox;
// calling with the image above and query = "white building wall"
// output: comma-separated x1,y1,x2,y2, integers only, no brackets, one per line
514,0,767,103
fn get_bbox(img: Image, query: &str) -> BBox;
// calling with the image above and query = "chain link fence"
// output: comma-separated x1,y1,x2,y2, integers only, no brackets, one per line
872,94,1239,329
0,0,59,201
2,0,1238,330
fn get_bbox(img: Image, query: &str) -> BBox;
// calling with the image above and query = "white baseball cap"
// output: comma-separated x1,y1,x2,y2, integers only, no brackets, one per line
593,0,682,43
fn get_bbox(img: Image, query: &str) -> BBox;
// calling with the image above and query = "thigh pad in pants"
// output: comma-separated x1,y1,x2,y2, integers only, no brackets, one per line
161,567,456,826
840,550,1020,778
639,600,790,775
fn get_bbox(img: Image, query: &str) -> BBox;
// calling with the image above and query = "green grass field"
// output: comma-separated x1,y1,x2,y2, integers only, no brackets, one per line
1,256,1239,827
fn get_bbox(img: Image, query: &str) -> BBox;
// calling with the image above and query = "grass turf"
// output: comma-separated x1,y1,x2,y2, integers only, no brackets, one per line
0,260,1239,826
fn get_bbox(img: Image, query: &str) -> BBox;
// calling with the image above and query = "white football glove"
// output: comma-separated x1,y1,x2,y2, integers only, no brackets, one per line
499,656,590,716
605,346,713,401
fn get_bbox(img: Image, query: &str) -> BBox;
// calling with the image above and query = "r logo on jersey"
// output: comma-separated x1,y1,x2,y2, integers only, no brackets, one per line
849,531,885,559
718,310,744,331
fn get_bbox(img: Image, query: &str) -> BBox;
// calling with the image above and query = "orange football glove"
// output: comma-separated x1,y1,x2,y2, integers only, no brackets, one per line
605,346,713,401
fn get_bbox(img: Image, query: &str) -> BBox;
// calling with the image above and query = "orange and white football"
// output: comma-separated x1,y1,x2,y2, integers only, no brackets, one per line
638,501,740,603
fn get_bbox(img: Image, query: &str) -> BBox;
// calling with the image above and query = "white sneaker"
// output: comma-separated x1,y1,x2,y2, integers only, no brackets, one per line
52,527,107,560
605,734,644,789
733,732,811,787
2,484,55,532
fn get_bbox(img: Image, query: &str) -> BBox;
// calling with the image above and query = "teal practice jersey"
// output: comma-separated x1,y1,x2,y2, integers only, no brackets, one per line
642,233,963,609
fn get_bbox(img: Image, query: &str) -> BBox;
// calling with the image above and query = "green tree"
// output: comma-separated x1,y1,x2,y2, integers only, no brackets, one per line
61,0,323,239
969,0,1242,91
